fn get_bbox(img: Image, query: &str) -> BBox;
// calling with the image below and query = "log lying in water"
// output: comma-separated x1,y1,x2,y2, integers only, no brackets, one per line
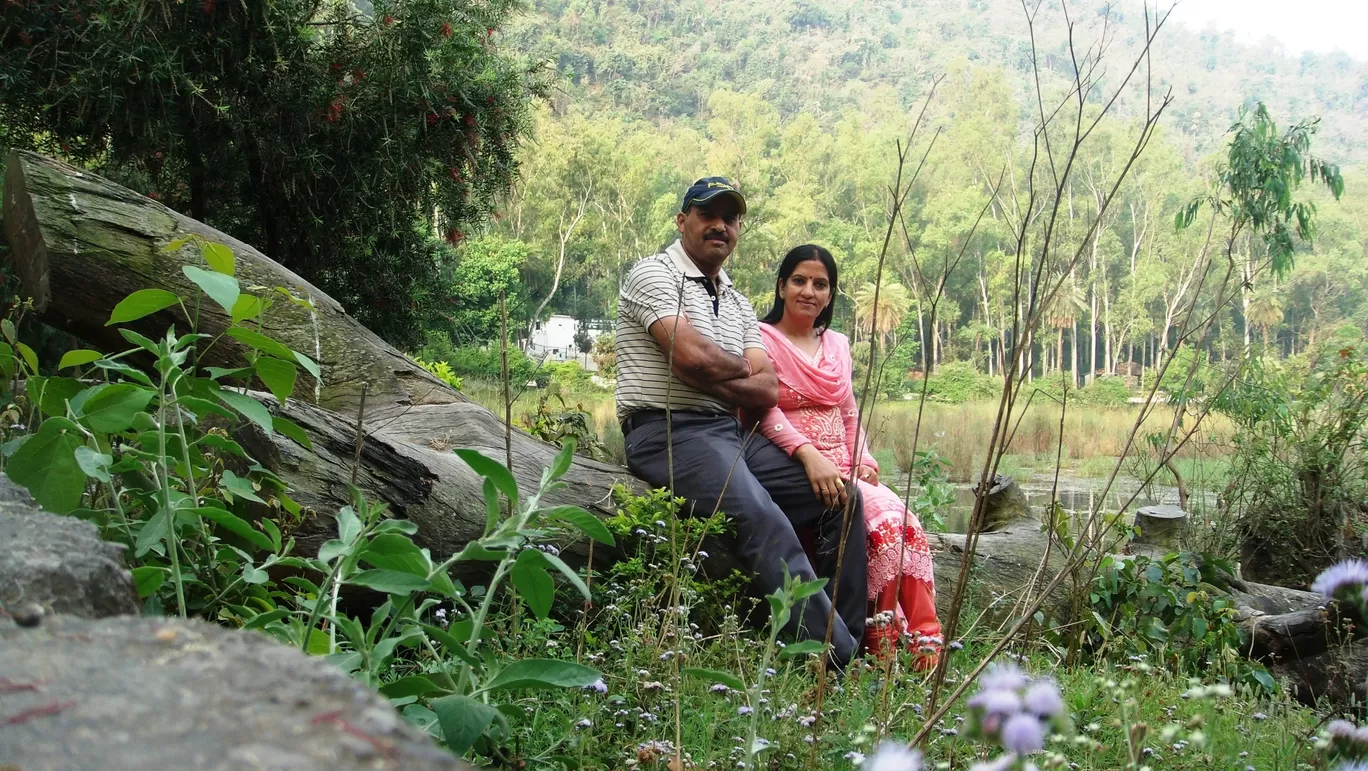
3,150,1358,703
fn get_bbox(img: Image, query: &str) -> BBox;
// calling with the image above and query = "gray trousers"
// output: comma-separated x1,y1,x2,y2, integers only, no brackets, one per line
623,411,867,664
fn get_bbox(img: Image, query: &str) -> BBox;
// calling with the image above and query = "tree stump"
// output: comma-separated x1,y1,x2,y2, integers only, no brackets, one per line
971,474,1033,531
1134,504,1188,548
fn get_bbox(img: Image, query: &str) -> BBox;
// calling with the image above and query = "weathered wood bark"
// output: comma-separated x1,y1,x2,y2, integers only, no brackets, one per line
3,150,1358,700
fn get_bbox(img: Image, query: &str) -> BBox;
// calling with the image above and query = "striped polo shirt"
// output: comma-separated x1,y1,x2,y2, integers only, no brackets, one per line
615,240,764,421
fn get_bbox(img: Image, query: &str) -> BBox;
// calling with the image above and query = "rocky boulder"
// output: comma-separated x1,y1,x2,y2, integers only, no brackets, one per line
0,475,138,618
0,614,468,770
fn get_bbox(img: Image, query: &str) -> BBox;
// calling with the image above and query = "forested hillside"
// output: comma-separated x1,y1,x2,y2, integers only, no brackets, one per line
462,0,1368,386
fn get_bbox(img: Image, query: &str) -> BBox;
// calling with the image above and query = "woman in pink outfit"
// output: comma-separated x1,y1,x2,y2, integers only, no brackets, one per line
751,245,941,665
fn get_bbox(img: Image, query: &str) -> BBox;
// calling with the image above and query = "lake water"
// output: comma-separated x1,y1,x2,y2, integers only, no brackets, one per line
899,471,1211,533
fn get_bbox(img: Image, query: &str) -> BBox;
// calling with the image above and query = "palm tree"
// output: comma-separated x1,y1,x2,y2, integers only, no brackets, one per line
1042,276,1087,376
854,281,910,349
1247,288,1284,351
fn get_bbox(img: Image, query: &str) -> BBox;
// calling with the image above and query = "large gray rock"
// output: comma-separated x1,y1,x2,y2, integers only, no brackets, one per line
0,475,138,618
0,614,468,770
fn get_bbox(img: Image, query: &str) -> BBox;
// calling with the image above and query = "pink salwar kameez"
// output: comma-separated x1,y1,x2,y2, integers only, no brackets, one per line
755,323,942,663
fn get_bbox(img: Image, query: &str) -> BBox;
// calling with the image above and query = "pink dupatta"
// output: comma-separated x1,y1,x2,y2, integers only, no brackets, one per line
759,323,852,407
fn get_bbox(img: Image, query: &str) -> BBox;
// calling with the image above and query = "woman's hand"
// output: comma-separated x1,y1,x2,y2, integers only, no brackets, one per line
795,444,847,509
856,464,879,487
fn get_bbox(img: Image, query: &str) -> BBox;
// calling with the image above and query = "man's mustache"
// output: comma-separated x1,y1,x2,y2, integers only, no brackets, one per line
704,231,730,241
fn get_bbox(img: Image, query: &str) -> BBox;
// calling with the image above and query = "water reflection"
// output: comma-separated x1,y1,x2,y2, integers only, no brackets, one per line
929,473,1211,533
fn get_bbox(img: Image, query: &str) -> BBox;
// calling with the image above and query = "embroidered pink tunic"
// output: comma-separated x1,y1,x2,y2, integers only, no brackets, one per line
754,325,936,599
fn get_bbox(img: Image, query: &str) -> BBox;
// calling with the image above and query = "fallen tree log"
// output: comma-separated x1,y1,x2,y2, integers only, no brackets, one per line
3,150,1360,703
2,149,639,565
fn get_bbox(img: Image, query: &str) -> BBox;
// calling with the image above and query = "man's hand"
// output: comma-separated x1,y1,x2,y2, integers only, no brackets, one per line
649,316,778,410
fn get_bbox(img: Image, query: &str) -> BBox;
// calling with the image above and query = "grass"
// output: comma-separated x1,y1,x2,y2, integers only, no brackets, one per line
453,590,1320,770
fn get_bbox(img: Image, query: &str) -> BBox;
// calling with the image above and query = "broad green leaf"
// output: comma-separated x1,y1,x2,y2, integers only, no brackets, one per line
108,289,180,325
74,446,113,483
177,396,235,421
453,449,518,509
261,516,282,551
482,478,500,535
371,518,420,535
272,417,313,450
481,659,602,693
183,265,240,314
317,538,349,564
217,389,274,434
219,469,266,504
58,349,103,370
1,319,13,343
204,366,255,381
225,326,295,361
117,327,160,355
337,505,362,545
230,294,267,324
199,433,248,458
789,577,829,604
681,667,745,691
431,694,502,756
293,350,322,381
135,508,171,557
7,417,85,513
201,242,236,275
429,571,462,600
549,437,576,481
192,506,274,552
538,550,591,602
420,624,481,668
544,505,615,546
255,356,298,403
455,542,508,562
346,569,430,595
777,640,828,659
75,383,155,433
130,566,167,598
93,360,154,387
241,563,269,585
511,550,555,619
29,376,85,418
14,342,37,374
162,235,194,254
359,533,433,578
380,675,448,700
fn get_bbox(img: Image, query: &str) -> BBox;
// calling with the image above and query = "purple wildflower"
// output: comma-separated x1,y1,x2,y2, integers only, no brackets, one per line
583,678,607,694
865,742,922,771
969,688,1023,718
968,756,1015,771
1001,712,1047,754
1326,719,1356,740
1312,559,1368,600
978,662,1028,693
1023,679,1064,717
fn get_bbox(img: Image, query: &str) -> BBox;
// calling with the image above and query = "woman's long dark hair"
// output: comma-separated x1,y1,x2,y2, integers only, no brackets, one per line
761,244,839,332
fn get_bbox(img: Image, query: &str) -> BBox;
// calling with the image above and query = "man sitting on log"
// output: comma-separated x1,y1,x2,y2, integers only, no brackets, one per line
614,177,868,666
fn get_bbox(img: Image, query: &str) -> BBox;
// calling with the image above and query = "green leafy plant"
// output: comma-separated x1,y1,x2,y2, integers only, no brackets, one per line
1,236,317,618
414,356,465,390
243,439,613,758
1087,551,1275,693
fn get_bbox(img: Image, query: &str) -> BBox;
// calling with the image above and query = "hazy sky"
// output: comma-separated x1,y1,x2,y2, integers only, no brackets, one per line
1166,0,1368,60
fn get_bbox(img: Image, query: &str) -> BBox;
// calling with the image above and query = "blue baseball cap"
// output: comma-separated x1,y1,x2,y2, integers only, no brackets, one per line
680,176,747,215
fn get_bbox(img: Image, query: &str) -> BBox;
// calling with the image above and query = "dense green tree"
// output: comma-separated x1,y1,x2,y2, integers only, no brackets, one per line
0,0,542,347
